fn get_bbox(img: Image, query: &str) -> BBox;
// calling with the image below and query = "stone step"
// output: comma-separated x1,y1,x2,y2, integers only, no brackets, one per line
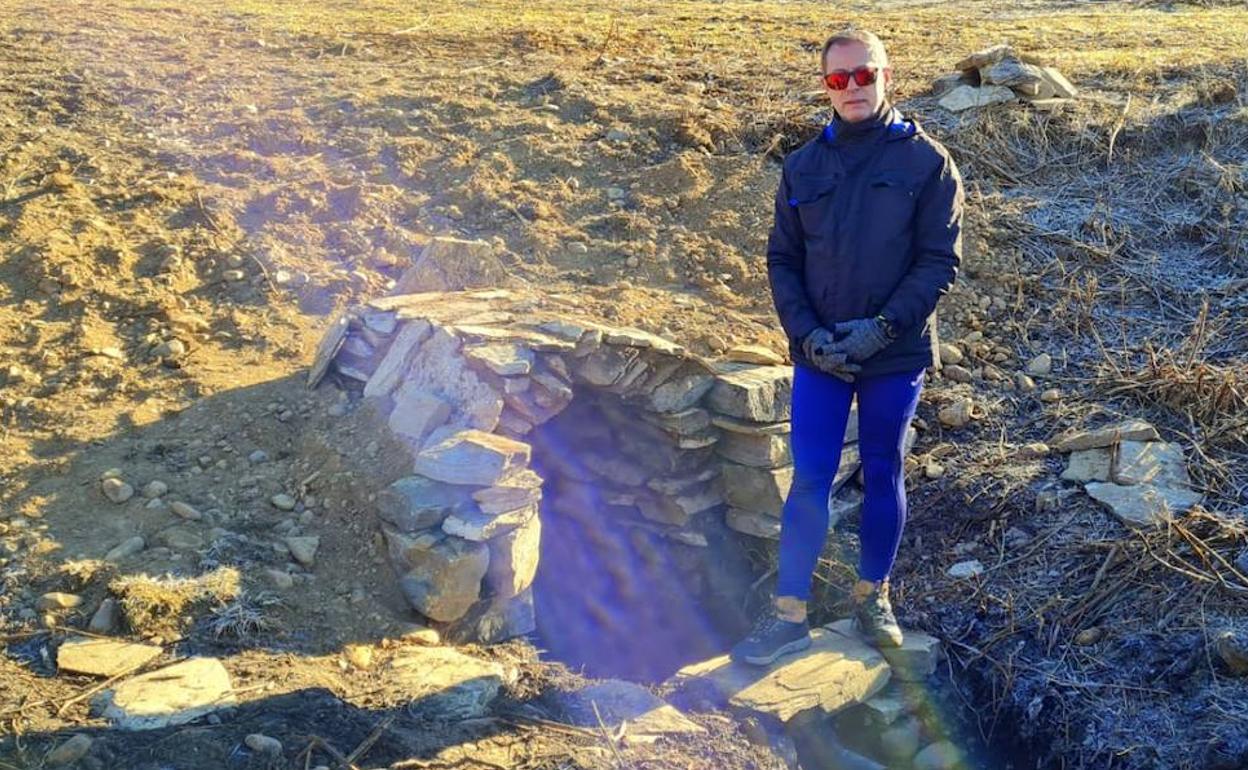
667,627,891,724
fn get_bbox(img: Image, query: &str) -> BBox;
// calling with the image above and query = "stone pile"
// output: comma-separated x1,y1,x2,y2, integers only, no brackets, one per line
1055,418,1203,527
936,44,1078,113
309,283,919,644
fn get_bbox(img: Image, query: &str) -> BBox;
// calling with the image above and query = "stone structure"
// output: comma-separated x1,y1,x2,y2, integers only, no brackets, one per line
309,287,909,645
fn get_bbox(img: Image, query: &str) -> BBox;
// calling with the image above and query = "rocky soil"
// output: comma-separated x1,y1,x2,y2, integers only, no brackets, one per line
2,1,1247,769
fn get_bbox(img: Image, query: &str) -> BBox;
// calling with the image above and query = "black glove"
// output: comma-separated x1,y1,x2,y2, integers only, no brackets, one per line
832,317,893,363
802,327,861,382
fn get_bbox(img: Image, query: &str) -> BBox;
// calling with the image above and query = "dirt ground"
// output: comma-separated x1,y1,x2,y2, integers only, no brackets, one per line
2,0,1247,768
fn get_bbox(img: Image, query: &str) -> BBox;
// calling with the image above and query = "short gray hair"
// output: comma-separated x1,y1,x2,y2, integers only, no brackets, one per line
820,28,889,75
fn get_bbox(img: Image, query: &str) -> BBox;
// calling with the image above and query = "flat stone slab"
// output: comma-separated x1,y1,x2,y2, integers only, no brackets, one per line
95,658,236,731
464,342,534,376
706,364,793,422
670,628,890,723
57,638,163,678
388,646,506,721
389,384,453,446
557,680,704,738
1052,420,1159,452
307,313,350,388
1061,448,1111,482
414,429,531,486
720,464,793,514
717,430,791,468
364,320,431,398
938,84,1015,112
377,475,473,532
826,619,942,682
1114,440,1190,486
1085,481,1201,528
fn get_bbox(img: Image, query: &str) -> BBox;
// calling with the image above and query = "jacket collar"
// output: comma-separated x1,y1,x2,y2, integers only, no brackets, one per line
820,106,917,145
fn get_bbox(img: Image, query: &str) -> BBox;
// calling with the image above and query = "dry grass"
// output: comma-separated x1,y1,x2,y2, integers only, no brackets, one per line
109,568,242,640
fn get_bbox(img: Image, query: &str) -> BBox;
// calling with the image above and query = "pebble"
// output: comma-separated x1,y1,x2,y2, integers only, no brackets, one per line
244,734,283,754
89,598,120,633
937,398,977,428
914,740,963,770
36,592,83,611
327,402,347,417
568,242,588,254
1015,442,1050,460
946,560,984,579
266,569,294,590
285,535,319,567
170,501,203,520
143,480,169,499
45,734,93,766
625,255,640,268
1016,373,1036,391
1216,631,1248,676
1004,527,1032,549
248,449,269,464
1026,353,1053,376
938,343,964,365
99,468,124,481
1074,627,1104,646
923,462,946,479
398,624,441,646
942,364,972,383
104,536,146,561
101,477,134,504
271,493,297,511
152,339,186,360
1039,388,1062,403
606,187,626,200
223,269,247,282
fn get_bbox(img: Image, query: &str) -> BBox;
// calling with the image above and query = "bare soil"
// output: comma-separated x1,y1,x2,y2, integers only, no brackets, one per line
2,0,1247,768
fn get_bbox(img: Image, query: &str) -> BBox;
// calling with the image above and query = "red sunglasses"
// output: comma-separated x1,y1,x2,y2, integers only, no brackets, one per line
823,66,879,91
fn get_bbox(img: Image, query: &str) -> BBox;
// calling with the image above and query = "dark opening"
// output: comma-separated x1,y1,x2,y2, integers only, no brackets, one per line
526,390,757,683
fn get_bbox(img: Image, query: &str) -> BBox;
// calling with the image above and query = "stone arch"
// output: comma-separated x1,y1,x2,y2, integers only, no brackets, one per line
309,288,876,672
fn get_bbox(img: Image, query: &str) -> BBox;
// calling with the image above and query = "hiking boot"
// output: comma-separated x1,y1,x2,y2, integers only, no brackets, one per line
852,579,904,648
730,612,811,666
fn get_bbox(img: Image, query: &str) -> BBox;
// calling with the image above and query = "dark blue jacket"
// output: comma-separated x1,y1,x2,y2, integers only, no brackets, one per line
767,107,964,378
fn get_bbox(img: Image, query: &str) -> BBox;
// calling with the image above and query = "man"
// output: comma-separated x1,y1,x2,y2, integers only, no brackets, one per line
731,28,963,665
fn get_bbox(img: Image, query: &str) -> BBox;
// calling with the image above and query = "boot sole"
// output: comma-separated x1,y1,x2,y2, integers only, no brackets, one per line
737,636,812,666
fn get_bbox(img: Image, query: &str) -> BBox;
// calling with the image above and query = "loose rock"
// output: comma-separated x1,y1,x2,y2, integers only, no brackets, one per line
142,480,168,499
37,592,83,611
45,735,93,766
105,536,146,561
245,734,283,754
284,536,319,567
169,501,202,520
946,560,984,579
271,493,297,511
1026,352,1053,375
102,477,135,504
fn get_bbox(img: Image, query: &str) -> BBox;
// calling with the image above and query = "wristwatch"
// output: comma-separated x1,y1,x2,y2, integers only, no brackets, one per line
875,313,899,340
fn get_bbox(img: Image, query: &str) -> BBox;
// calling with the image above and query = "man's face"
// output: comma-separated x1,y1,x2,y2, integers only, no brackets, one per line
822,41,891,123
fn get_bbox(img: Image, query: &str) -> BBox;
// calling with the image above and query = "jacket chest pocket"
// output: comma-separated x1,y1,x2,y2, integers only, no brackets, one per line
788,174,840,236
866,170,920,231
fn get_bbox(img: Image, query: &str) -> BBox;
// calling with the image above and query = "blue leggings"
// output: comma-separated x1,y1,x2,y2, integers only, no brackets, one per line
776,364,924,600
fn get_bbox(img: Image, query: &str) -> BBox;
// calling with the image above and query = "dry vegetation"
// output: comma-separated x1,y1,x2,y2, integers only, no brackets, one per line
1,0,1247,768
